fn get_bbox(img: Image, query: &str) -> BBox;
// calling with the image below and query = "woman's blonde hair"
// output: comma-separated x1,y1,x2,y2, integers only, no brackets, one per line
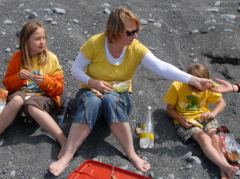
105,7,140,43
19,21,48,69
187,63,210,79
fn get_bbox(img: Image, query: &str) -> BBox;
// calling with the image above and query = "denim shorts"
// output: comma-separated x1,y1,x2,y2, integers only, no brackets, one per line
72,89,133,129
175,118,219,142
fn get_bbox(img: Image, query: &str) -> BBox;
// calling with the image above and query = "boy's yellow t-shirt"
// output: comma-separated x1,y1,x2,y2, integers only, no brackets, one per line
80,33,149,92
164,81,222,124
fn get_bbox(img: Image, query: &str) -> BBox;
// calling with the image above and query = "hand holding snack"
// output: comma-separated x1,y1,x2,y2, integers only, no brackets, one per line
189,120,203,129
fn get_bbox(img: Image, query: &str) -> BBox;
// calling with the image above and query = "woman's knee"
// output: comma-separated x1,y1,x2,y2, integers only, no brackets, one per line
101,92,118,107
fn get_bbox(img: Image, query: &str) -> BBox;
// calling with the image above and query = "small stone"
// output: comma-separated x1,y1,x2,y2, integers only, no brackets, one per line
147,19,155,23
73,19,79,24
44,17,53,23
185,164,193,169
51,21,57,25
207,7,219,13
190,53,194,57
208,26,216,31
5,48,11,53
153,22,162,28
10,170,16,177
52,8,66,15
0,136,4,146
188,156,202,164
4,19,12,25
148,171,154,178
182,151,192,160
119,164,128,170
140,19,148,25
103,8,111,14
18,3,24,8
28,11,38,19
214,1,221,6
168,173,175,179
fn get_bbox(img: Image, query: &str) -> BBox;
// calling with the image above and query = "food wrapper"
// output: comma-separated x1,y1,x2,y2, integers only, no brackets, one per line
112,81,130,93
189,120,203,129
217,126,240,163
0,88,8,113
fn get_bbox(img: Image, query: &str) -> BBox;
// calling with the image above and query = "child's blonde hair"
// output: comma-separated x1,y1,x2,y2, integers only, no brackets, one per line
105,7,140,43
187,63,210,79
19,21,48,69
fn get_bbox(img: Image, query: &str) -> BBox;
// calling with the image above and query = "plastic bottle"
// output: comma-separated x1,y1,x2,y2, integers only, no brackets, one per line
139,106,154,149
0,100,6,114
57,92,71,127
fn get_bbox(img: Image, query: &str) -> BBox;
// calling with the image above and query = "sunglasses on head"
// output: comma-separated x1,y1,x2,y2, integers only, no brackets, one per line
126,28,139,36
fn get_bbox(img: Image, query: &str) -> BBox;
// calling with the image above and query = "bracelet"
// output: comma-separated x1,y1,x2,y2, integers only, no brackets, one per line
234,83,240,93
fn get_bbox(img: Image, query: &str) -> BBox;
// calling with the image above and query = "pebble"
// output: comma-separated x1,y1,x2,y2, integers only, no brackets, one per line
147,19,155,23
103,8,111,14
207,7,219,13
153,22,162,28
182,151,192,160
221,14,236,23
191,29,199,34
188,156,202,164
208,26,216,31
51,21,57,25
4,19,13,25
18,3,24,8
185,164,193,169
140,19,148,25
168,173,175,179
52,8,66,14
44,17,53,22
5,48,11,53
119,164,128,170
0,136,4,146
10,170,16,177
190,53,195,57
237,7,240,13
214,1,221,6
73,19,79,24
101,3,111,8
28,11,38,19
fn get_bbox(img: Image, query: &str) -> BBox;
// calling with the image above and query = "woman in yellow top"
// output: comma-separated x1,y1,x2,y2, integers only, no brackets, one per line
49,8,212,176
0,21,67,159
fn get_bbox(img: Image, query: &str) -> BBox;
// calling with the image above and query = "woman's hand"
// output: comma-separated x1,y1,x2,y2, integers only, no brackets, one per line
188,76,213,91
211,78,235,93
88,79,113,93
19,69,32,80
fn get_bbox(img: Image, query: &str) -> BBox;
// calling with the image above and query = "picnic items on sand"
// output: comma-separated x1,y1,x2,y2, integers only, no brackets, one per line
217,126,240,164
0,88,8,113
68,160,151,179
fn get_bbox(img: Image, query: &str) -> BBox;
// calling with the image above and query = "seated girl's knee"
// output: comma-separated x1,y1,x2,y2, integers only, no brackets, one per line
11,95,24,107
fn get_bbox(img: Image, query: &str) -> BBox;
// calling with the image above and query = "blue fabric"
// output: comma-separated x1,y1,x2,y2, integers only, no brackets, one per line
72,89,133,129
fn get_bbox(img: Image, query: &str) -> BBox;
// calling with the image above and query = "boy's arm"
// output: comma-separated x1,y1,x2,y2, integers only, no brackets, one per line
166,104,193,128
201,97,226,120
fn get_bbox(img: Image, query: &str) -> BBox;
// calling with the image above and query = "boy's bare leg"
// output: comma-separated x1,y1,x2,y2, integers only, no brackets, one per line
194,130,238,178
48,123,91,176
110,122,151,172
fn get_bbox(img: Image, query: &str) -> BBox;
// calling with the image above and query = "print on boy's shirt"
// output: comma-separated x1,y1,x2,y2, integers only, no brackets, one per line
186,95,199,111
25,70,42,93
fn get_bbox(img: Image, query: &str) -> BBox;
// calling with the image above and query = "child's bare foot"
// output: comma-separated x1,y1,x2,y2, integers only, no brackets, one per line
129,155,151,172
48,157,70,176
221,165,238,178
221,171,229,179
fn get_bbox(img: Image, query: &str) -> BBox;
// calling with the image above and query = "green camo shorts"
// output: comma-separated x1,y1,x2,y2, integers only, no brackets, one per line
175,118,219,142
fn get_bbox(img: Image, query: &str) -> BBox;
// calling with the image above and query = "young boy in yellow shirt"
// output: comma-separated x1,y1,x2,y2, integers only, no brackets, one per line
164,63,238,179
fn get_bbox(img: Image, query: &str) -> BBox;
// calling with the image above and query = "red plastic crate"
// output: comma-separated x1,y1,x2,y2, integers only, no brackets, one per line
68,160,151,179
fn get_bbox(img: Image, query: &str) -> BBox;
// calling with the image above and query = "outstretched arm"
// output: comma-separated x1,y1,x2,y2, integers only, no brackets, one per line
141,51,212,91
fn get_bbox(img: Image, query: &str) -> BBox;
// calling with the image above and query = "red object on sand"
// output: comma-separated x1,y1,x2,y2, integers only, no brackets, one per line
68,160,151,179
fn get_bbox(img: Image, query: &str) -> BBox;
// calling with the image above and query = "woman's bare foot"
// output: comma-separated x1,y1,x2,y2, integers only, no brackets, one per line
129,155,151,172
48,156,71,176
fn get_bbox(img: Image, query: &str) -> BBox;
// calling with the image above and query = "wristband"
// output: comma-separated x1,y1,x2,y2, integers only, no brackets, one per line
235,83,240,93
